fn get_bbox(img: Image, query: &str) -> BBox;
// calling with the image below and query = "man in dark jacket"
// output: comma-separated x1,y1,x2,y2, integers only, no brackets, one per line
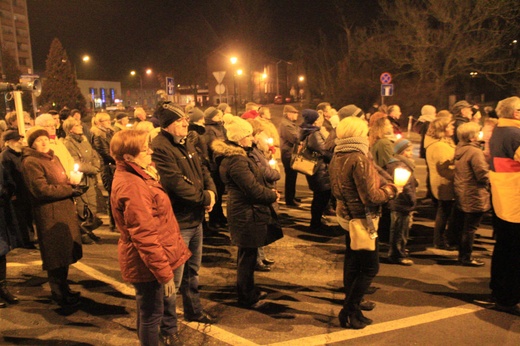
151,102,217,324
278,105,301,206
451,100,473,144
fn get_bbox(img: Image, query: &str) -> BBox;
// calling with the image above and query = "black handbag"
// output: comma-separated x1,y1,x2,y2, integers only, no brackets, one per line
265,204,284,246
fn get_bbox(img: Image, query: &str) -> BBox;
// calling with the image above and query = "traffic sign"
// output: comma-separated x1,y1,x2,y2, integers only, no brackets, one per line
381,84,394,96
215,84,226,95
213,71,226,84
166,77,175,96
380,72,392,84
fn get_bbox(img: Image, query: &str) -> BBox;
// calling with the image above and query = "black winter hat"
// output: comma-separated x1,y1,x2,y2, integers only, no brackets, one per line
156,102,185,128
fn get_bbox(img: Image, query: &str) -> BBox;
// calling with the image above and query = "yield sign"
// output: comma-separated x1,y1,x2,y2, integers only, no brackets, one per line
213,71,226,84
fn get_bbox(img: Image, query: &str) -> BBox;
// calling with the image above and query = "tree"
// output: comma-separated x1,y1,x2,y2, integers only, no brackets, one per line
38,38,86,113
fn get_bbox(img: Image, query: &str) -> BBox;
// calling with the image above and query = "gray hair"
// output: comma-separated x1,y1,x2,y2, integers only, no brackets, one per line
495,96,520,119
456,122,481,143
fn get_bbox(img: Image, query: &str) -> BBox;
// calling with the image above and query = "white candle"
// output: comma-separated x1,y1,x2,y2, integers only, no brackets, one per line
267,137,274,146
478,131,484,141
269,158,277,168
394,167,411,187
70,163,84,185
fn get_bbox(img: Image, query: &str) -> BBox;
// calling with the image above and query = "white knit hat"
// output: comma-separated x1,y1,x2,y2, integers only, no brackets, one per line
223,114,252,142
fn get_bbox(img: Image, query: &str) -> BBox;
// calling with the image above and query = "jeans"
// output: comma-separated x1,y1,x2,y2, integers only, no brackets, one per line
173,223,203,319
282,153,298,204
237,247,258,306
456,210,484,261
343,233,379,311
388,211,411,260
490,215,520,307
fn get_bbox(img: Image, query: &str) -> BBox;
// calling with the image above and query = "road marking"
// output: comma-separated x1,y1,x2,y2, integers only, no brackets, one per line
72,261,135,296
268,304,484,346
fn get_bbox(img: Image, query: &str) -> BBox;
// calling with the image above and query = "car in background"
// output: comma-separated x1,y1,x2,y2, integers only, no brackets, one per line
274,95,284,104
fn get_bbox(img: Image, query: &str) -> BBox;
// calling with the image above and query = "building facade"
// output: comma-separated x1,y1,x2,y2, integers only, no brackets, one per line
0,0,33,76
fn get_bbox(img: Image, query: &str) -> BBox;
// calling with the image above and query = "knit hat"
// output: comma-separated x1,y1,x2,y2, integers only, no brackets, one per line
421,105,436,116
394,138,413,155
240,110,259,120
204,107,219,121
26,126,49,148
188,107,204,123
223,113,253,142
156,102,185,128
217,103,229,113
336,117,368,139
451,100,471,117
2,130,22,142
338,105,364,119
283,105,298,114
302,109,319,124
116,112,129,120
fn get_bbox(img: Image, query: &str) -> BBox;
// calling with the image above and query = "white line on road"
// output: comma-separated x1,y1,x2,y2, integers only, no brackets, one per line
268,304,484,346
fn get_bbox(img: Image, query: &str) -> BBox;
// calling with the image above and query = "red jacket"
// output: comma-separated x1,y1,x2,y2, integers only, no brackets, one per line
111,161,190,284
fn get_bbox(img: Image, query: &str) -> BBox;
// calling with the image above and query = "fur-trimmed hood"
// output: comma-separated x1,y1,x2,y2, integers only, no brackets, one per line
211,139,247,158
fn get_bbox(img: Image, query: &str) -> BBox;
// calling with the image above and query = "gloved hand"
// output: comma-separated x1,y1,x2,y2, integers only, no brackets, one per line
164,278,176,297
71,185,89,197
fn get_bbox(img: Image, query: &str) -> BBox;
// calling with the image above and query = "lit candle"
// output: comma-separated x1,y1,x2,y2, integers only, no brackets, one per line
70,163,84,185
394,167,411,187
269,158,277,168
478,131,484,141
267,137,274,146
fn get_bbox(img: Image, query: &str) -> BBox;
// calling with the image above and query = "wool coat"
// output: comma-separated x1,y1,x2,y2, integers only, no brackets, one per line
21,147,82,271
212,140,278,248
111,161,190,284
425,136,456,201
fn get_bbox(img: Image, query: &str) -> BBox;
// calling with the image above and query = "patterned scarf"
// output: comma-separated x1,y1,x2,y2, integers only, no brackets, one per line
334,136,369,155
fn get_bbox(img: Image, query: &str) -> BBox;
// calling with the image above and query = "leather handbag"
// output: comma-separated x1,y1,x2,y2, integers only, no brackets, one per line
290,138,318,176
348,217,379,251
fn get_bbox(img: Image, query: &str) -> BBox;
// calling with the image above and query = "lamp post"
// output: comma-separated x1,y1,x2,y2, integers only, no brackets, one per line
298,75,305,105
230,57,239,115
130,69,152,105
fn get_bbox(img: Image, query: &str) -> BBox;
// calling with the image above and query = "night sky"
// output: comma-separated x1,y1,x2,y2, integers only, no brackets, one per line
27,0,378,83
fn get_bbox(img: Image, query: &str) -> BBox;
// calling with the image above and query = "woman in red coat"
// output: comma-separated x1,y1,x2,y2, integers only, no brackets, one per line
110,129,191,346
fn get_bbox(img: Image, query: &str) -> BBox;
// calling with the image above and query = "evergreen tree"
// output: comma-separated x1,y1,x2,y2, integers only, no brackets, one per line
39,38,86,113
0,47,23,115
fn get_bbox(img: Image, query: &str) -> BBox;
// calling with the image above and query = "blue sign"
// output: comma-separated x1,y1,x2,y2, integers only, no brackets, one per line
381,84,394,97
166,77,175,96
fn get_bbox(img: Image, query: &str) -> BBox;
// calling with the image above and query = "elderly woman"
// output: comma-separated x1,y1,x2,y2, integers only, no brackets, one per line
424,117,457,249
330,117,397,329
212,115,280,309
453,122,490,266
299,109,333,232
22,127,87,307
91,112,116,231
62,117,102,243
110,129,190,345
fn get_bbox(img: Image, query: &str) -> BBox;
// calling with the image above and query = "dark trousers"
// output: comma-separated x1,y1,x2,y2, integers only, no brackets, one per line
209,171,226,224
456,210,484,261
310,189,331,227
282,154,298,204
377,205,391,243
388,211,411,260
0,255,6,281
134,280,178,346
237,247,258,306
343,234,379,311
47,266,69,293
433,200,457,247
490,216,520,307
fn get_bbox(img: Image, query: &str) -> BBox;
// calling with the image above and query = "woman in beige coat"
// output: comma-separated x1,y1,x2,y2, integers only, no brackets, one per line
424,117,457,249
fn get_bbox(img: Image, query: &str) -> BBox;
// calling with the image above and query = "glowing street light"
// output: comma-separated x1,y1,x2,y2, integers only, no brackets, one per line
230,56,238,65
82,55,90,62
299,75,305,82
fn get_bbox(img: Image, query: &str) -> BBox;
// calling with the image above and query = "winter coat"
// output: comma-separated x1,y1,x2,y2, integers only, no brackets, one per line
299,125,332,192
254,117,280,148
151,129,216,229
0,147,32,209
330,147,396,221
212,140,278,248
425,136,456,201
111,161,190,283
0,161,23,256
370,137,394,169
454,141,490,213
247,144,280,188
63,134,101,214
203,120,226,172
188,123,210,168
278,116,299,160
386,157,417,213
91,126,116,192
21,148,82,271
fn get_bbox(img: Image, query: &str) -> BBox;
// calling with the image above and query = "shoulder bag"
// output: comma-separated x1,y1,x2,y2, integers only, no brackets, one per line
290,137,318,176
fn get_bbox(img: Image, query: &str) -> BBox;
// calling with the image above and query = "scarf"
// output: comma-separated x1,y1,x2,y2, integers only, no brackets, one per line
70,133,83,143
334,136,369,156
394,154,415,171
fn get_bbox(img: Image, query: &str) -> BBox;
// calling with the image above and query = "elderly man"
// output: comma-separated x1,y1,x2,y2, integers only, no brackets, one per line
151,102,217,324
451,100,473,144
279,105,301,207
488,96,520,316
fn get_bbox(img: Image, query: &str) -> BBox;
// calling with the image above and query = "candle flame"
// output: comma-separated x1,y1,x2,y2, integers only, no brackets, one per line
73,163,79,172
267,138,274,145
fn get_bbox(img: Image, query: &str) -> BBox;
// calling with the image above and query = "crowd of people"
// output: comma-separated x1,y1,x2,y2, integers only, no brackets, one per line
0,96,519,344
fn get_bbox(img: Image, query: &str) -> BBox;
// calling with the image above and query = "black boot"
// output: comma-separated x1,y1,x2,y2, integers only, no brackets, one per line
338,308,367,329
0,280,19,304
50,284,80,307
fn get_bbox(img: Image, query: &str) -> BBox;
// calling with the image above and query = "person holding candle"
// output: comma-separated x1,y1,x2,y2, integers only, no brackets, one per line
330,116,398,329
385,139,418,266
21,127,87,307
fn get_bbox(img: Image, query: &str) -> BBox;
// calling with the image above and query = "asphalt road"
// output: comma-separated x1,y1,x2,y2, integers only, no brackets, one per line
1,105,518,345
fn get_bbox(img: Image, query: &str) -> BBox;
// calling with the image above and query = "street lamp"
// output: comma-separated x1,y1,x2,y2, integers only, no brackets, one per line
82,55,90,63
230,57,239,114
130,69,152,105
